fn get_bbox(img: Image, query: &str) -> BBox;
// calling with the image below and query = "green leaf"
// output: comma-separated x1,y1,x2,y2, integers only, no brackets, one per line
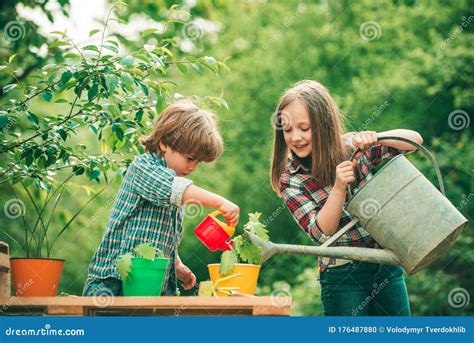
237,240,262,265
26,111,39,128
2,84,17,94
155,96,166,114
219,250,238,275
40,91,53,102
176,63,188,75
89,29,101,37
60,70,73,85
120,56,134,68
105,74,119,93
190,63,204,75
117,252,133,280
198,281,213,296
8,54,17,64
120,72,134,90
82,45,100,53
54,98,69,103
102,44,118,53
135,109,144,121
88,169,101,181
0,112,9,129
140,28,158,39
133,243,156,260
49,41,69,48
73,165,85,175
88,83,99,102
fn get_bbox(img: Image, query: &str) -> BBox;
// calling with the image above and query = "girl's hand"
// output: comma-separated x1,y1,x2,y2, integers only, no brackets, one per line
176,263,196,290
352,131,378,159
334,161,356,192
218,199,240,226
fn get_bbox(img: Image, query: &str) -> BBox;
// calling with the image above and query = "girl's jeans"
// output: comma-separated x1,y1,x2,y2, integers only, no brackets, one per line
319,261,411,316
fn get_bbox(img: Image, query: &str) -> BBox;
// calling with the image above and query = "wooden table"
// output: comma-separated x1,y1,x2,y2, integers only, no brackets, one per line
0,296,291,316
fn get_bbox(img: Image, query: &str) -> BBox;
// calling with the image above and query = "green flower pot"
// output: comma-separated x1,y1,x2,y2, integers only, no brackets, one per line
122,257,169,296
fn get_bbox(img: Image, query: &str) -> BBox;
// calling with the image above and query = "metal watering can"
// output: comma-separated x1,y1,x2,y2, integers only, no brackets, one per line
247,136,468,275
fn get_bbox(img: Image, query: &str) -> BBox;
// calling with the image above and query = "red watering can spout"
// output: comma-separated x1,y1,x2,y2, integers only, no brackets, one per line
194,211,236,252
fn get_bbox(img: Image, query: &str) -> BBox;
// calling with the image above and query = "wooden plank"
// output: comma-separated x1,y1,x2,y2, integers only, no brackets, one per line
0,272,10,298
47,305,84,316
0,242,9,255
0,296,291,316
0,253,10,271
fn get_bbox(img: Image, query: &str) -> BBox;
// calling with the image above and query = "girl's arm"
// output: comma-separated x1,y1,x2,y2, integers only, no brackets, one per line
315,161,355,236
378,129,423,150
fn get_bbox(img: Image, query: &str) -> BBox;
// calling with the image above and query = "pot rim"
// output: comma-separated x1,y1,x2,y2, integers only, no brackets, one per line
207,263,261,268
10,257,65,262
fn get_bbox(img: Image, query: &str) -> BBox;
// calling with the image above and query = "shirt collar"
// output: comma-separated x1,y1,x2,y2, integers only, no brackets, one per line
287,158,310,175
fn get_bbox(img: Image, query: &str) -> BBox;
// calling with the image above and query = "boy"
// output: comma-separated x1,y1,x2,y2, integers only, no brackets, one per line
83,101,239,296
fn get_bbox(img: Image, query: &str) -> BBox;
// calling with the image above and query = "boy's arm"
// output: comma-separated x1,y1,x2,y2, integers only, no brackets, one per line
182,184,240,225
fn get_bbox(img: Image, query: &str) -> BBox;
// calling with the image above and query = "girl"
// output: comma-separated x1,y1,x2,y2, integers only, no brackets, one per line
270,80,422,316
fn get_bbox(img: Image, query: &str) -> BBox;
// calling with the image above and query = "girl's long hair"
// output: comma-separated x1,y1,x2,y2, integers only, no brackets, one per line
270,80,349,196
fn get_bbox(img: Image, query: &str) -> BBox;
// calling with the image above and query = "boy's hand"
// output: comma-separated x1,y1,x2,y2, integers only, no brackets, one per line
176,262,196,290
352,131,378,159
218,199,240,227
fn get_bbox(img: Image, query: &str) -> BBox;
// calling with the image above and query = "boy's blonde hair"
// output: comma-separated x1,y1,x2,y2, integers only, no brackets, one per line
140,101,223,162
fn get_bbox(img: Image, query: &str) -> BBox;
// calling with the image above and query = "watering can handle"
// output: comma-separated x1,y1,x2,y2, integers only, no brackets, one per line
347,135,445,199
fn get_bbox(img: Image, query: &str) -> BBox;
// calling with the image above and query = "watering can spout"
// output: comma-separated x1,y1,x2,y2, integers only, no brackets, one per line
245,231,401,266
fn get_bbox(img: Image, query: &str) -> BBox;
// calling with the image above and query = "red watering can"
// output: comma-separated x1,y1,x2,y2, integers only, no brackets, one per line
195,210,235,251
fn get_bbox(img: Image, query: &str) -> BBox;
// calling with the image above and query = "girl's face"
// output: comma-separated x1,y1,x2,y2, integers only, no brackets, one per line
281,99,312,158
159,142,199,177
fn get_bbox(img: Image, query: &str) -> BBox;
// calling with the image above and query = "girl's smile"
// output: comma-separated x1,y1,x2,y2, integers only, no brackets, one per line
281,99,312,158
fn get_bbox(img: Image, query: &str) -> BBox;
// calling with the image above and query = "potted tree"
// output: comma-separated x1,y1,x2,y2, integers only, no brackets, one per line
117,242,169,296
2,178,104,296
207,212,269,296
0,4,228,297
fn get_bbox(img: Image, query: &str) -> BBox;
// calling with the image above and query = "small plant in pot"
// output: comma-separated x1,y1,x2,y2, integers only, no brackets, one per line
2,179,104,297
117,242,169,296
207,212,269,297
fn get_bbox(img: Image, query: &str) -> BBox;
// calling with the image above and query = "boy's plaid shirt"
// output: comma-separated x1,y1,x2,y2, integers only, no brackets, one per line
280,144,405,271
86,152,192,295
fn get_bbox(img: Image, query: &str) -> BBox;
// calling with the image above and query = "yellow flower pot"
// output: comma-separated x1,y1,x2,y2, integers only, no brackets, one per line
207,263,260,297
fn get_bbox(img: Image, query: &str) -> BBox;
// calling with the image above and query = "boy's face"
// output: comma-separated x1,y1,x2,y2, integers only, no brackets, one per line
282,99,312,158
159,143,199,177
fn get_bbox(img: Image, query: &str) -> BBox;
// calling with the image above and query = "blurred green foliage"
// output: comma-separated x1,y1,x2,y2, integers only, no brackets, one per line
0,0,472,316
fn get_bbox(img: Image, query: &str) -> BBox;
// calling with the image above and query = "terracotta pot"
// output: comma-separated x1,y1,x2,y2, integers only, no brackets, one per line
10,258,64,297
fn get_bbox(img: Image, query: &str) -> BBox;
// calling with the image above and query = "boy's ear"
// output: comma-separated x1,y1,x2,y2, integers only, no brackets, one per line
158,142,168,153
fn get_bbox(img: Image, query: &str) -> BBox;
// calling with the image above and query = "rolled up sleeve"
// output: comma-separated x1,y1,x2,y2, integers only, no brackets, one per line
171,177,193,207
